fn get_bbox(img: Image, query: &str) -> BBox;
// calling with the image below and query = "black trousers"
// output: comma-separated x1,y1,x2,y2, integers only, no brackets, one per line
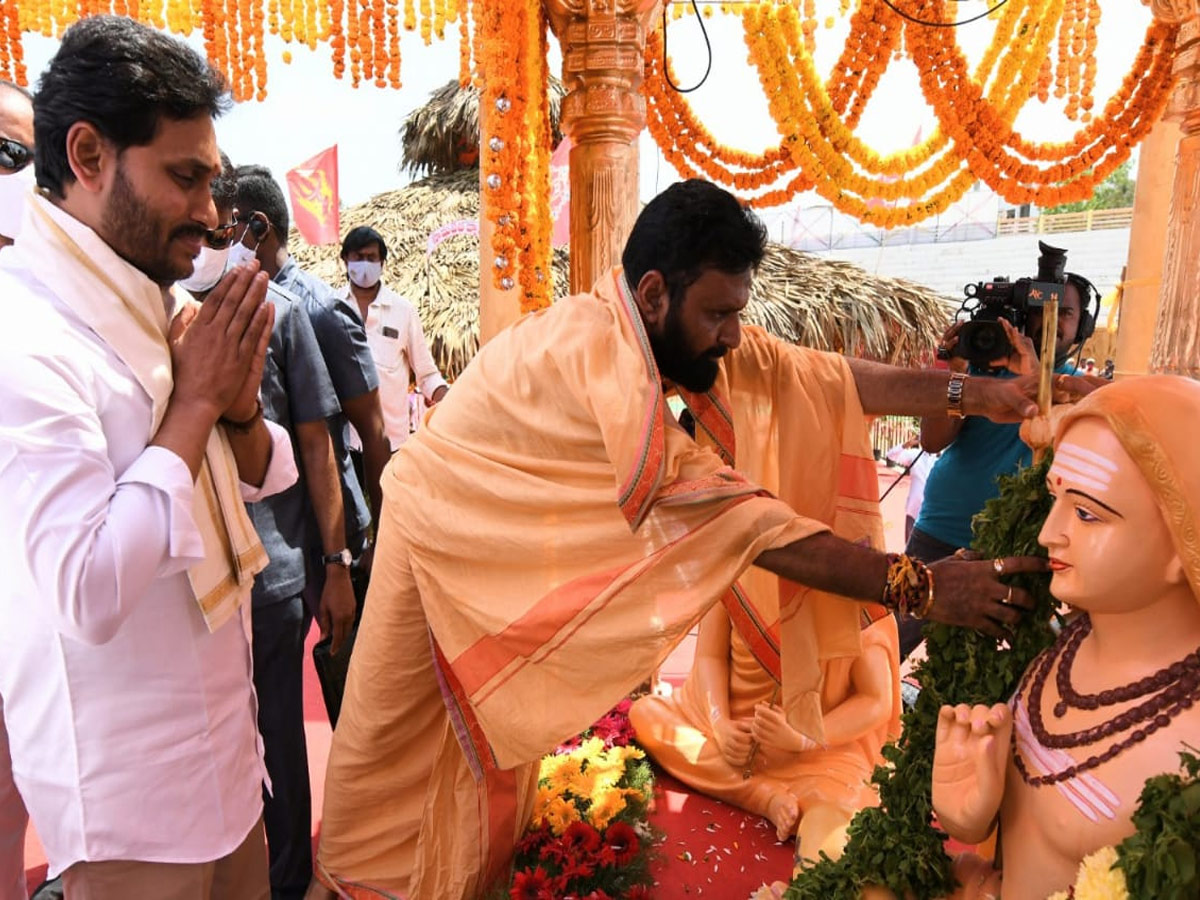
897,526,961,660
251,596,312,900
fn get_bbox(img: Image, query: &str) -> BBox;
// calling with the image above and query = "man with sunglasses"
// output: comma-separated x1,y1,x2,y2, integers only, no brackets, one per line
230,166,388,579
0,80,34,249
183,157,353,900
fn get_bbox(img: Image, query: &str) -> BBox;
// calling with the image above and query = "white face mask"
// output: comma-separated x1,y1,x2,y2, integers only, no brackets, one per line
226,238,259,272
178,244,230,293
0,165,35,243
347,259,383,289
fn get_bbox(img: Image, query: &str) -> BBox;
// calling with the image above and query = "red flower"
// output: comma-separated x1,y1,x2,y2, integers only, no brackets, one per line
515,823,552,858
624,886,652,899
561,821,602,854
510,866,555,900
580,892,613,900
598,822,640,867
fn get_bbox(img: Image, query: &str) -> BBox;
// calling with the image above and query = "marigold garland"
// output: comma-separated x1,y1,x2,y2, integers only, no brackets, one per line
644,0,1179,227
475,0,551,312
0,0,468,97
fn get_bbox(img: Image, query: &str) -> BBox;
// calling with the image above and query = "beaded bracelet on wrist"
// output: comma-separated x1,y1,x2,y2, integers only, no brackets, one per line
882,552,935,619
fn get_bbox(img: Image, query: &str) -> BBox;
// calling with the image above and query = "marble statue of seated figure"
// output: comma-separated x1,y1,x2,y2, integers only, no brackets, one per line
630,603,900,868
930,375,1200,900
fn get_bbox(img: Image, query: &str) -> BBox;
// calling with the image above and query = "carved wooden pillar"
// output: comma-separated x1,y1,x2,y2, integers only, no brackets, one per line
1149,0,1200,377
547,0,662,294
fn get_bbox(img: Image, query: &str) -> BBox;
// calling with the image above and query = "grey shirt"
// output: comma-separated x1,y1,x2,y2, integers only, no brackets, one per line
274,257,376,545
246,282,341,607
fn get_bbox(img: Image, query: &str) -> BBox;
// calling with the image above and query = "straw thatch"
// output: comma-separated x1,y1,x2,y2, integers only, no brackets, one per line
291,79,954,379
401,78,567,178
291,169,953,379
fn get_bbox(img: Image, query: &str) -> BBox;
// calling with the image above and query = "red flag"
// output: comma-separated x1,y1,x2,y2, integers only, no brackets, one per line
286,145,340,245
549,136,572,248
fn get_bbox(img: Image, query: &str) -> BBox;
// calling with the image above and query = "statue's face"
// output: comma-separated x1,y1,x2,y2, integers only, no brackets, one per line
1039,417,1184,612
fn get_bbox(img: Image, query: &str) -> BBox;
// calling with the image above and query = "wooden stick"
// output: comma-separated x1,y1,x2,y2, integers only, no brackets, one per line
1033,296,1059,465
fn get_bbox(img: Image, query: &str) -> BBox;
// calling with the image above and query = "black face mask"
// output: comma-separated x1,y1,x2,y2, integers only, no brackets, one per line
649,300,726,393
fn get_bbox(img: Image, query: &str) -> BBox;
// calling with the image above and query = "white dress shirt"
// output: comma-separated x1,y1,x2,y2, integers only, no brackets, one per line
0,215,297,876
336,282,448,449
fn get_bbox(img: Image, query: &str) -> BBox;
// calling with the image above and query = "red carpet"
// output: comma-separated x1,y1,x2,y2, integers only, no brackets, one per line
23,461,915,897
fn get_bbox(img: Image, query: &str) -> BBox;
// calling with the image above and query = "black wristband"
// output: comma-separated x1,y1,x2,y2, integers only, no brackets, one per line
219,399,264,435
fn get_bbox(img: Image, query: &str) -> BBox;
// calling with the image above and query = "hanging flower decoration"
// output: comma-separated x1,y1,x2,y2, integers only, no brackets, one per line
0,0,472,100
475,0,552,312
644,0,1179,227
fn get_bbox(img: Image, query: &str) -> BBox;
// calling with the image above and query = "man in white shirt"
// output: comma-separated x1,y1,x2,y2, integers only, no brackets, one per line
0,76,33,900
0,17,296,900
337,226,449,449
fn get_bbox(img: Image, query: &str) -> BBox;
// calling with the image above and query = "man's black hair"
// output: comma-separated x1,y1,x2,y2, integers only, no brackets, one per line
33,16,229,198
232,164,290,237
211,151,236,212
621,179,768,304
340,225,389,262
0,80,33,102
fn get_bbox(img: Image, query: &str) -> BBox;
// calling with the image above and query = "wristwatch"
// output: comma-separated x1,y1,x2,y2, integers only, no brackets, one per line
322,548,353,567
947,372,969,419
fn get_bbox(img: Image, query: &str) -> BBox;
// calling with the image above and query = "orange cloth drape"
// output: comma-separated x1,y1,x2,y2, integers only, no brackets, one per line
315,270,877,898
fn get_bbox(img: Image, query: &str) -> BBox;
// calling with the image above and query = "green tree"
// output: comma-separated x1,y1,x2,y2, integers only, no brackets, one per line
1045,159,1136,214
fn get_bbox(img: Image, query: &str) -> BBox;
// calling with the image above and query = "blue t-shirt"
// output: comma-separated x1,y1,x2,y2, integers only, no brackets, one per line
915,363,1075,549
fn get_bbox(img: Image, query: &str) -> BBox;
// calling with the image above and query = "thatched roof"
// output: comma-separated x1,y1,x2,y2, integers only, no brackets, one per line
290,169,954,379
401,78,568,178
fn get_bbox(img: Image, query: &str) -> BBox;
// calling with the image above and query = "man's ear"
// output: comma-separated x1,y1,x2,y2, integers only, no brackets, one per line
633,270,670,330
64,122,112,194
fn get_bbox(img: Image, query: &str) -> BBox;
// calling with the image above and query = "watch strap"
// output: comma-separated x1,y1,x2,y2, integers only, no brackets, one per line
947,372,968,419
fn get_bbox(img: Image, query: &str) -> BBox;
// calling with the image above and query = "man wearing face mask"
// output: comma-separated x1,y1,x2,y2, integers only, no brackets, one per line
336,226,448,450
231,167,388,583
181,157,354,900
0,80,35,249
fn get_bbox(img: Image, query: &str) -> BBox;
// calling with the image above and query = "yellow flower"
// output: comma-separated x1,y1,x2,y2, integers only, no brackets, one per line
587,789,627,829
563,765,598,800
1072,846,1128,900
539,753,581,785
541,795,581,836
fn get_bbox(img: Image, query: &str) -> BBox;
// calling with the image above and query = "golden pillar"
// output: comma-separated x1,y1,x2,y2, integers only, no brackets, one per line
1114,117,1180,378
1148,0,1200,377
547,0,662,294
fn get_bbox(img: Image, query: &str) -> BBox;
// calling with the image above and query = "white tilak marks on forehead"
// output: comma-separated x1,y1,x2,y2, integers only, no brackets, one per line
1051,441,1119,494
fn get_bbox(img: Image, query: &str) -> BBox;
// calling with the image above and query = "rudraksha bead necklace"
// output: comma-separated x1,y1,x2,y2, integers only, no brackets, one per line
1012,614,1200,788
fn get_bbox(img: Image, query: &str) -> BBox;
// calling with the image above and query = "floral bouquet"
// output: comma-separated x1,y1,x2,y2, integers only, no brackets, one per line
506,699,661,900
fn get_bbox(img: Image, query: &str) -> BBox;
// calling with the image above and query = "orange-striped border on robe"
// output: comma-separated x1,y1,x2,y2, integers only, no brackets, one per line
614,270,666,530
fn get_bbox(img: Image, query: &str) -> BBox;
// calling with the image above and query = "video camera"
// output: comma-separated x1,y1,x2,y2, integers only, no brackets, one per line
941,241,1069,369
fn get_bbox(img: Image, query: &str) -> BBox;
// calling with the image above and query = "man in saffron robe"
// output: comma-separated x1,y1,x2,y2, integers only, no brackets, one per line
310,181,1090,900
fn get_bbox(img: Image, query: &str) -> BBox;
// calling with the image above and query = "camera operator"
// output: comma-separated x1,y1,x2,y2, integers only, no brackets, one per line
898,271,1088,659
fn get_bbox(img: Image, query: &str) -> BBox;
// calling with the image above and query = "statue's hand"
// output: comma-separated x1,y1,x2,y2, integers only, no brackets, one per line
713,716,754,768
751,702,818,754
932,703,1012,845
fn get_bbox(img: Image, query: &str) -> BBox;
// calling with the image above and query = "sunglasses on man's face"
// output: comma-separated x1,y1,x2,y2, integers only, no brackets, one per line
0,138,32,173
205,222,238,250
